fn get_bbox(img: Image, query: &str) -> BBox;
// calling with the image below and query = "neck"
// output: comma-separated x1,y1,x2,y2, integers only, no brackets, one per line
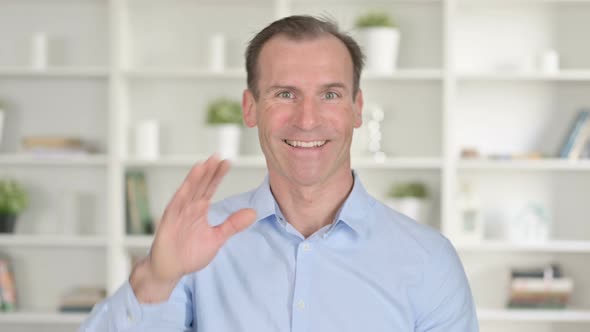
268,167,354,238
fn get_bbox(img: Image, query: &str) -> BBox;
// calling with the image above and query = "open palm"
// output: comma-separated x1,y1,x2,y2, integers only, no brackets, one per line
148,155,257,283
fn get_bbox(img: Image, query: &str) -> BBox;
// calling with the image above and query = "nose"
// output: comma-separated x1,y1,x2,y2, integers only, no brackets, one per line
292,97,320,130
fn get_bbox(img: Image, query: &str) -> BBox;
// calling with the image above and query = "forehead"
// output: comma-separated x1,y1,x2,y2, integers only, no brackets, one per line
257,34,354,87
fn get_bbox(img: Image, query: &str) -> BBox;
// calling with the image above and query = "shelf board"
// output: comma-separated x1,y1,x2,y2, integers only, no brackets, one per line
456,240,590,253
124,155,266,168
353,157,442,169
0,235,107,248
458,158,590,171
0,312,87,324
0,154,108,167
126,68,443,81
124,155,442,169
125,68,246,79
125,235,153,251
0,67,109,78
458,70,590,82
362,69,443,81
478,308,590,322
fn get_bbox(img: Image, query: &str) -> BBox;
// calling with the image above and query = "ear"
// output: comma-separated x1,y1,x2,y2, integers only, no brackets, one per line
353,89,364,128
242,89,257,128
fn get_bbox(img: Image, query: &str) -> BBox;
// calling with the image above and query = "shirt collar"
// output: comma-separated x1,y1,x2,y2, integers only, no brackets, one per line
248,175,276,223
332,170,374,238
248,171,375,238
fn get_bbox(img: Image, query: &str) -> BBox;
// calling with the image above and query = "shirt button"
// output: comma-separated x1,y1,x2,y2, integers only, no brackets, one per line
303,243,312,251
297,300,306,310
126,309,134,322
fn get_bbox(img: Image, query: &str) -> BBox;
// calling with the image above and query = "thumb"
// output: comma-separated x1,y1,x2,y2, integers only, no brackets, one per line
214,208,257,244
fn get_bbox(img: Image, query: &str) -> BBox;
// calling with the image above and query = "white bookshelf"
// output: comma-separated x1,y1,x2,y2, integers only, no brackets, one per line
0,0,589,331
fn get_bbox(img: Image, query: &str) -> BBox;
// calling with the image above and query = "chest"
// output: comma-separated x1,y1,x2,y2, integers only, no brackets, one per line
191,231,421,332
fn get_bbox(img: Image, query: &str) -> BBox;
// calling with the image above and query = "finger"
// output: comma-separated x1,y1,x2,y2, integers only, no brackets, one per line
167,159,208,213
213,208,257,245
190,155,220,201
203,159,231,200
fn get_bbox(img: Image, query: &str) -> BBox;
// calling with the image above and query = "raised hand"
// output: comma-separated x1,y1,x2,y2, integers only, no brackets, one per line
130,155,257,302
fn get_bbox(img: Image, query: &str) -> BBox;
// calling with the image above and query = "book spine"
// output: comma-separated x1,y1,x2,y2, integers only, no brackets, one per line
560,110,590,158
126,172,142,235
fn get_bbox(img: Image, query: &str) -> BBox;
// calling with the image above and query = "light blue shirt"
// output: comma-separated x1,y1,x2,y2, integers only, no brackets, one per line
80,172,478,331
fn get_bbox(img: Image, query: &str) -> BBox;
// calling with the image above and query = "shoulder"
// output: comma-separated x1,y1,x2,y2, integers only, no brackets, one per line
370,199,456,264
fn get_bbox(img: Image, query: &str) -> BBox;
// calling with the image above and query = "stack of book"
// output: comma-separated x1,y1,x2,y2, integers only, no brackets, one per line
21,136,90,156
508,264,573,309
59,287,106,313
559,109,590,160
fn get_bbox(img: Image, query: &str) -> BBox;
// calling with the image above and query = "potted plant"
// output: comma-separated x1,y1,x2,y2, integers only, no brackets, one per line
0,179,28,233
385,182,430,223
355,11,400,74
206,98,243,159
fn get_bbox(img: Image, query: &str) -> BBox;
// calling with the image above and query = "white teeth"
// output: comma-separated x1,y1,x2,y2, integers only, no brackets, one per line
285,140,327,148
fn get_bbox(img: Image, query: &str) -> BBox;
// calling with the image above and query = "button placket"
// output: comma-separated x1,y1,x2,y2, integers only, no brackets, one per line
291,241,314,332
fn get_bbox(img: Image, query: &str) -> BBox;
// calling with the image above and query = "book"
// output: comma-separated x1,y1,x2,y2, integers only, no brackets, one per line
125,171,153,234
0,256,17,312
59,286,106,313
559,110,590,159
511,264,562,279
510,277,573,293
569,113,590,159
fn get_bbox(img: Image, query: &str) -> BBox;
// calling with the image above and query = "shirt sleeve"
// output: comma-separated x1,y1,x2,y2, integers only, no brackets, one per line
78,276,193,332
414,237,479,332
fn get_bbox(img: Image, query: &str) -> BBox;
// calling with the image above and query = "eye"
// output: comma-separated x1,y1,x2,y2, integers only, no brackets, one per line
325,91,339,100
277,91,294,99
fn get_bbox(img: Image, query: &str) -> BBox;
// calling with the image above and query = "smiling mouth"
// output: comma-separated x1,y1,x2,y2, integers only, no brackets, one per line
283,139,327,148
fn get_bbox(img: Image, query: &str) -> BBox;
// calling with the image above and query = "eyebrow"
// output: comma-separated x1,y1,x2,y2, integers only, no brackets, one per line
265,82,349,94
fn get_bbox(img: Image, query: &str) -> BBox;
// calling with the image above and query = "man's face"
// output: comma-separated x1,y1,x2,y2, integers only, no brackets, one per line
243,34,363,187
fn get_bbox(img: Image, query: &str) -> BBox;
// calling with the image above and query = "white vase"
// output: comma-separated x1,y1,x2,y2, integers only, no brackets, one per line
216,124,241,160
135,120,160,160
209,33,226,72
358,27,400,74
386,197,430,223
31,32,49,70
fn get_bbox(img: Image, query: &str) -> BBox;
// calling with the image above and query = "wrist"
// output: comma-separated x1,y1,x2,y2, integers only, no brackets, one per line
129,257,180,304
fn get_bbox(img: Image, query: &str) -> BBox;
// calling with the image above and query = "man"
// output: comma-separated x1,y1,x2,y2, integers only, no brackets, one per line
80,15,478,331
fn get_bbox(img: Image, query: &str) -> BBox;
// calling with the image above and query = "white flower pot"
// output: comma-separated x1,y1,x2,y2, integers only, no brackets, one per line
385,197,430,223
216,124,241,160
358,27,400,74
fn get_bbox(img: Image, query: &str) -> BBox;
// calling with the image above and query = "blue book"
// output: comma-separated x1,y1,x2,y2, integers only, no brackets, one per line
559,110,590,158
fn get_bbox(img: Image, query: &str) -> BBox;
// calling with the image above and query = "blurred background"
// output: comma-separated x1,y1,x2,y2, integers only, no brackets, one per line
0,0,589,331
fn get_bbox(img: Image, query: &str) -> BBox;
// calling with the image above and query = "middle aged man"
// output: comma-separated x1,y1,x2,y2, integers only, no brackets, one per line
80,15,479,332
